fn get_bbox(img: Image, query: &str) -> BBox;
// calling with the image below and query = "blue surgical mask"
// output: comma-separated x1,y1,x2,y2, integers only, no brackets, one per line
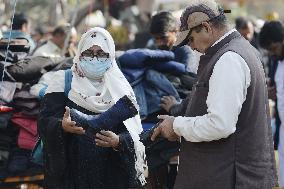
79,57,112,79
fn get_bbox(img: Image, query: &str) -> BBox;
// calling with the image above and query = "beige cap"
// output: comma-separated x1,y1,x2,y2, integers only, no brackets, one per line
174,0,223,47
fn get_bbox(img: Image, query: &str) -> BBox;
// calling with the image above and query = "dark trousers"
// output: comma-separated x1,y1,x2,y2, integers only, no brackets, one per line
146,164,178,189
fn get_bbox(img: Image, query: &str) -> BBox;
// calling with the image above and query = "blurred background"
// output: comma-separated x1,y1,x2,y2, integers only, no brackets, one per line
0,0,281,50
0,1,283,188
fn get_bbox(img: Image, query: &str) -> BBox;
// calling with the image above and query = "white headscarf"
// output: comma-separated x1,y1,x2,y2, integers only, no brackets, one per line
46,27,146,184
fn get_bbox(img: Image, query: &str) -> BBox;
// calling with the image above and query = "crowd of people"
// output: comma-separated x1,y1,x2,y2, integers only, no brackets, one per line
0,0,284,188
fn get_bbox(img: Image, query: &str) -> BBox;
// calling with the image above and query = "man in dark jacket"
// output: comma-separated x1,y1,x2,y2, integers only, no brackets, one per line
151,0,278,188
148,11,198,102
146,11,192,189
148,11,198,76
235,16,260,49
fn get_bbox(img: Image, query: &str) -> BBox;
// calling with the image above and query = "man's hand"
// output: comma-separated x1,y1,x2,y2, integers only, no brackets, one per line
62,107,85,134
160,96,178,112
151,115,179,141
95,130,120,148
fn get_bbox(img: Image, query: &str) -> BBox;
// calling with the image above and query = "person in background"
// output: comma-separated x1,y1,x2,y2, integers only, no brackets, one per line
149,11,199,98
31,26,50,55
145,11,198,189
259,21,284,188
235,16,259,49
31,26,46,44
152,0,278,188
148,11,198,74
33,25,77,58
2,12,36,53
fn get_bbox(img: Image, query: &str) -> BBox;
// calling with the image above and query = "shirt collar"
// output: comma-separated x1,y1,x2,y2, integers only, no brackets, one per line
211,29,237,47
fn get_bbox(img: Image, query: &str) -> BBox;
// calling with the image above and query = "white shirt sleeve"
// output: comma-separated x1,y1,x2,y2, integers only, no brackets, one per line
173,51,251,142
275,61,284,124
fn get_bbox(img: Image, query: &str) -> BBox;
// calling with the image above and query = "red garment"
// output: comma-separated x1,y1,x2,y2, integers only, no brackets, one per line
0,105,13,113
11,112,38,150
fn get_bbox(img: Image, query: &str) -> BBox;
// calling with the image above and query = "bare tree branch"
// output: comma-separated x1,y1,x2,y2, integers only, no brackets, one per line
48,0,58,26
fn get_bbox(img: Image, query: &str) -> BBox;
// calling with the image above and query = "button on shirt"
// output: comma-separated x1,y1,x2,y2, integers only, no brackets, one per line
173,29,251,142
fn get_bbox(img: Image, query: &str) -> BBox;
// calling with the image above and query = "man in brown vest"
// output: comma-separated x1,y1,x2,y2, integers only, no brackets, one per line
151,0,278,188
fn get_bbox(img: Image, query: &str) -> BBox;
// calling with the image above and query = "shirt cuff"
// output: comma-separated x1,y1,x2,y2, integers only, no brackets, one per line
173,116,185,137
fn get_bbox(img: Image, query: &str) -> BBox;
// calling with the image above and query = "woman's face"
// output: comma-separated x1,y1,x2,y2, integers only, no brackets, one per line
80,45,109,60
78,45,112,79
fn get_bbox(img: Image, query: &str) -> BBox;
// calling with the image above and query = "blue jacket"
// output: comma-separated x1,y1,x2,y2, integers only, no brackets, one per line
3,30,36,53
118,48,187,83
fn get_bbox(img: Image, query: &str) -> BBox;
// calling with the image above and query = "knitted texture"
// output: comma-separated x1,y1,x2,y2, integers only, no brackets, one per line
70,95,138,138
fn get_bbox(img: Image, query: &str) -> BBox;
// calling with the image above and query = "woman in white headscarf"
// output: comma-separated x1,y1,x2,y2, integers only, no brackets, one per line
38,27,146,189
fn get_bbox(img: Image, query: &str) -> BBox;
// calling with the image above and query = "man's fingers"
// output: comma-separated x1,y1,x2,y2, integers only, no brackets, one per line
168,134,180,141
169,96,176,100
161,96,170,103
159,103,166,108
151,126,162,141
64,106,70,119
163,96,175,101
157,115,170,120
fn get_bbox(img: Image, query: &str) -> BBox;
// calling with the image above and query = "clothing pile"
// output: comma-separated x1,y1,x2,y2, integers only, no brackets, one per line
0,83,42,179
0,54,72,180
118,48,194,118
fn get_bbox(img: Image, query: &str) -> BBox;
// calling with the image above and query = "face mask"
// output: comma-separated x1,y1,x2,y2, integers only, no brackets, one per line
79,57,112,79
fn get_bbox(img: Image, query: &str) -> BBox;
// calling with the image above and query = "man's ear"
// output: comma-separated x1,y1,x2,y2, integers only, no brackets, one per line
202,22,212,33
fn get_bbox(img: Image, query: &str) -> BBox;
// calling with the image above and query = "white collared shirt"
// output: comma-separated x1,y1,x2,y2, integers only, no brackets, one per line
275,59,284,187
33,40,62,58
275,59,284,125
173,29,251,142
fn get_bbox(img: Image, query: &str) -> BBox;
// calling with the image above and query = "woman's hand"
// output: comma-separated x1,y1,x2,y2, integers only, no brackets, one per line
95,130,120,148
62,107,85,134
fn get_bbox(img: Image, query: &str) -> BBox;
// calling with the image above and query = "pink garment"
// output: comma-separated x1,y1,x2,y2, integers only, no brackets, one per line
12,112,38,150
